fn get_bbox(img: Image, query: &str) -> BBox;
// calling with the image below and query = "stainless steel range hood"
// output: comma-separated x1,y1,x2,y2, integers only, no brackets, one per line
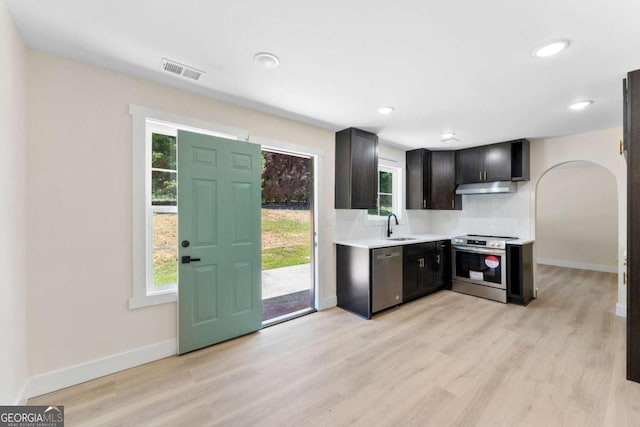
455,181,516,195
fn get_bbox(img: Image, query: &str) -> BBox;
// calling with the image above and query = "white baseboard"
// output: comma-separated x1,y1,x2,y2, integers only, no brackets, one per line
616,303,627,318
15,380,29,405
25,339,177,400
317,295,337,311
537,258,617,273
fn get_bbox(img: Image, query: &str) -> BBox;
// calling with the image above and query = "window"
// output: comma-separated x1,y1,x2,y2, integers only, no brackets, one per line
149,124,178,292
368,164,401,220
129,105,249,309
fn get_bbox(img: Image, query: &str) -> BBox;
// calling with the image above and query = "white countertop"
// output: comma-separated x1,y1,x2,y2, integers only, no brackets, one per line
507,239,534,245
335,235,535,249
335,234,452,249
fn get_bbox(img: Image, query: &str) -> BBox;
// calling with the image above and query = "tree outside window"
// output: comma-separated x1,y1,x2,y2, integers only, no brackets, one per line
368,168,395,217
151,133,178,287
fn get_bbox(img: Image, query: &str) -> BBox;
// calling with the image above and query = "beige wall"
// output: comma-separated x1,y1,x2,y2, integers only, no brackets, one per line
537,162,617,271
530,128,627,309
26,50,335,377
0,0,28,404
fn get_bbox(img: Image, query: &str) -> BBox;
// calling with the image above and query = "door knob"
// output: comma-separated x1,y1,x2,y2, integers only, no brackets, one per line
181,256,201,264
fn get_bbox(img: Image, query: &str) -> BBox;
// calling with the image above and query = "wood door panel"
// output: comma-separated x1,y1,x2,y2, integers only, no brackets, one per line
193,179,217,246
231,261,254,314
456,147,483,184
178,130,262,354
431,151,457,210
350,131,378,208
193,265,218,324
230,182,253,245
484,142,511,181
406,149,426,209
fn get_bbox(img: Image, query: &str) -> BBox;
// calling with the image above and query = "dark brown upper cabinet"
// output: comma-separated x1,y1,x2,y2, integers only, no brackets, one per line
455,139,529,185
406,149,461,210
335,127,378,209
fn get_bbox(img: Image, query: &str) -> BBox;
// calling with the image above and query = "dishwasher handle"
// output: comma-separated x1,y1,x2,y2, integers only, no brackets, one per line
376,252,401,260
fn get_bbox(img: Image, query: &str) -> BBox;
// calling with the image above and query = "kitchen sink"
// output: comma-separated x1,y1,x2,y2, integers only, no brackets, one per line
387,237,417,241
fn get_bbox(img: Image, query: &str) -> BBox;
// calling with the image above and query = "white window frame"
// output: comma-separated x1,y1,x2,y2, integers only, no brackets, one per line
367,162,403,223
129,105,249,309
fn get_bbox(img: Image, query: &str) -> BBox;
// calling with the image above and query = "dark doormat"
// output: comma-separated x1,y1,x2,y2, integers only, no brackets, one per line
262,290,311,321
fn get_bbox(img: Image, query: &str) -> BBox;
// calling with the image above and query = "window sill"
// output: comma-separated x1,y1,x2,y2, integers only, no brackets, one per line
129,291,177,309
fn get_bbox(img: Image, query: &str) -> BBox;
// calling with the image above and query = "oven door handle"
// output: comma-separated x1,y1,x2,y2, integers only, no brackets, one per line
452,245,505,255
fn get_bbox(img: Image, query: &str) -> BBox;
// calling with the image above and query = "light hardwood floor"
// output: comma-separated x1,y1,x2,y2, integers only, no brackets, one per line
30,266,640,426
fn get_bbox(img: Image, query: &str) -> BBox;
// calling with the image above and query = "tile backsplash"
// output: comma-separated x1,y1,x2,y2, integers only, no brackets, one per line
428,182,531,239
334,182,531,241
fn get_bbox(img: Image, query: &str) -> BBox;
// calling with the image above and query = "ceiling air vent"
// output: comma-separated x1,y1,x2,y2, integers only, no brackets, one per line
182,68,203,81
160,58,205,81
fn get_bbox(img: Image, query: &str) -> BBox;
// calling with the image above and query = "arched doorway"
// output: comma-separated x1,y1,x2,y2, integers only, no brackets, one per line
535,161,618,274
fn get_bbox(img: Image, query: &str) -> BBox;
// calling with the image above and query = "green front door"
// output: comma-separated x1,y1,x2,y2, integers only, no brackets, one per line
177,130,262,354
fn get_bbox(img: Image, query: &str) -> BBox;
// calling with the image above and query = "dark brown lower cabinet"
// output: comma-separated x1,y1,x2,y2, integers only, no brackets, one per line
336,245,372,319
337,240,452,319
506,243,534,305
403,240,451,302
435,240,452,290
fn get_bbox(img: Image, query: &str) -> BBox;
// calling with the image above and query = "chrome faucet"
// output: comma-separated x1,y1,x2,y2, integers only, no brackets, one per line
387,213,399,238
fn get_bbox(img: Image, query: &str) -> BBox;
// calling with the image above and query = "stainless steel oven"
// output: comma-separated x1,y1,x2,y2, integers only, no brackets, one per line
451,235,516,303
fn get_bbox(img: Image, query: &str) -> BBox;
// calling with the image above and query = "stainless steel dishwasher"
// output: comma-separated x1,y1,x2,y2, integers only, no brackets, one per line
371,246,403,313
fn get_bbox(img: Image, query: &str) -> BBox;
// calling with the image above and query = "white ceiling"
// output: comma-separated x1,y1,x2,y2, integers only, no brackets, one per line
7,0,640,149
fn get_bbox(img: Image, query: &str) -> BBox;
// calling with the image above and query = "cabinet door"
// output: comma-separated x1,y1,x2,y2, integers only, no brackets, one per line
456,147,483,184
335,128,378,209
433,240,451,289
350,130,378,208
403,256,421,301
420,242,437,293
431,151,460,210
484,142,511,181
406,149,429,209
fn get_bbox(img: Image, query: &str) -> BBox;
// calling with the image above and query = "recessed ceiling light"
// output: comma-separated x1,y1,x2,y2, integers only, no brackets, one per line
532,40,570,58
253,52,280,68
567,100,594,110
440,132,459,142
378,106,395,115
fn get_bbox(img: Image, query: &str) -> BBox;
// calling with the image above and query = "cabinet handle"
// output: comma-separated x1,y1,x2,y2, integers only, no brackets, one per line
423,200,426,209
620,140,624,156
418,258,425,268
479,170,482,181
484,170,487,181
451,199,454,209
436,254,441,264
